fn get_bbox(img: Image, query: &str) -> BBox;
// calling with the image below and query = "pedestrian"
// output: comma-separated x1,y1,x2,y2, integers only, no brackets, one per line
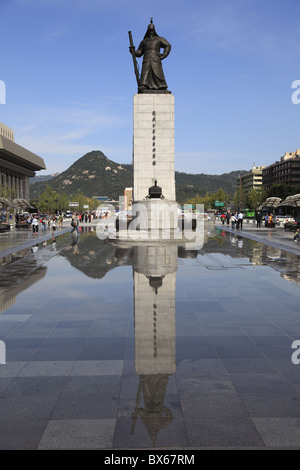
294,228,300,242
268,214,273,227
31,215,39,236
230,213,236,229
41,217,47,232
221,213,226,225
51,216,57,235
226,212,230,225
256,211,262,228
237,211,243,230
71,213,79,235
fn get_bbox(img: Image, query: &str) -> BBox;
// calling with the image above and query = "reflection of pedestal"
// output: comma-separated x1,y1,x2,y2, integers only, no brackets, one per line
133,244,177,375
134,271,176,374
131,243,177,444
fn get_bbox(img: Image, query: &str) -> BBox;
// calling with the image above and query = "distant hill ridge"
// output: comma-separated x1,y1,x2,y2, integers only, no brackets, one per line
29,150,247,201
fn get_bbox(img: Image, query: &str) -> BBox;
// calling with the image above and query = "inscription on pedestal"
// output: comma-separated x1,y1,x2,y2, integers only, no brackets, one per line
133,94,175,202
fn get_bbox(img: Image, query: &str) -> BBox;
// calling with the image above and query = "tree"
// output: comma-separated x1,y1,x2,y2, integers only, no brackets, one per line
37,185,59,214
267,184,295,200
246,188,267,209
215,187,228,204
232,188,246,210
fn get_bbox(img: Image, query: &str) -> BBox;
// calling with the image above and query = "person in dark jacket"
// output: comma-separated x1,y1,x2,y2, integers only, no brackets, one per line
256,211,262,228
71,214,79,235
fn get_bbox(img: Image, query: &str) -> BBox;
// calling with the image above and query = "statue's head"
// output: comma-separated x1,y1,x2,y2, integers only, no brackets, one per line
144,18,158,39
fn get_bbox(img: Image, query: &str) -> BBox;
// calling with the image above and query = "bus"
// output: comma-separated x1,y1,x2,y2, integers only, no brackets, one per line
241,209,255,219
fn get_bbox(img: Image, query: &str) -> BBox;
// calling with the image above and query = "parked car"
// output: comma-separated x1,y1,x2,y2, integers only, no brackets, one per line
64,211,73,219
284,220,300,231
273,215,295,224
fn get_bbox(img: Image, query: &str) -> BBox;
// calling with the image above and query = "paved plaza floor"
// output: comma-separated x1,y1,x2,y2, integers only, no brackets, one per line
0,219,300,451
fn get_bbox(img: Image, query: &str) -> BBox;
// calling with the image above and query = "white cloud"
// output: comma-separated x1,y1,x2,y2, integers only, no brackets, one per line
2,100,132,173
8,101,128,142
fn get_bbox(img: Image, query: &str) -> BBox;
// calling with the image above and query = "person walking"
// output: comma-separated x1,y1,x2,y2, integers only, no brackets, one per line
71,213,79,235
226,212,230,226
256,211,262,228
230,213,236,229
41,217,47,232
51,216,57,235
237,211,243,230
31,215,39,237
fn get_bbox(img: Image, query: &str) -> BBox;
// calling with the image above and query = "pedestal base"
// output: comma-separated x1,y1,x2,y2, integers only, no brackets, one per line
132,199,178,232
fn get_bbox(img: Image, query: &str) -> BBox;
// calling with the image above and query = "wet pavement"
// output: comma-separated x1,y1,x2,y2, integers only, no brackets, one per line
0,220,300,451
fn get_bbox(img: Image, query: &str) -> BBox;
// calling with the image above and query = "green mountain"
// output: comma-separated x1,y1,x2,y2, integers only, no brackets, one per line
29,150,247,202
175,170,246,201
29,173,60,184
30,151,133,201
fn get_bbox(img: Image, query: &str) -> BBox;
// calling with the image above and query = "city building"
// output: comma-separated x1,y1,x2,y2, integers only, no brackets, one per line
237,165,265,196
262,149,300,191
0,122,46,210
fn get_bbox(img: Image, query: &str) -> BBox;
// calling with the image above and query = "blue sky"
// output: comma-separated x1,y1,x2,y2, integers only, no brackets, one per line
1,0,300,176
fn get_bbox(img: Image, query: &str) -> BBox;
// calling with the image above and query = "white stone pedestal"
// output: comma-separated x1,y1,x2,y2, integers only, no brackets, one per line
131,199,179,233
133,93,175,201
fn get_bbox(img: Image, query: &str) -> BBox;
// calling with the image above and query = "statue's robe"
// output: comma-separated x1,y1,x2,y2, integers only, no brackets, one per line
135,36,171,91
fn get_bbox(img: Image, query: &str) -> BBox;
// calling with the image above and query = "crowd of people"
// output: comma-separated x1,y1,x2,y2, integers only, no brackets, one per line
29,214,63,236
220,211,244,230
18,211,99,237
218,209,300,244
220,211,276,229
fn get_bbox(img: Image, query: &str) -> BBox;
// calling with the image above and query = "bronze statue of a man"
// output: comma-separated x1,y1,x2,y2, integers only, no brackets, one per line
129,20,171,93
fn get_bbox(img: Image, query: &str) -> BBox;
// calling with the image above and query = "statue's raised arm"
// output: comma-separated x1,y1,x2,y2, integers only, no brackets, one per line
129,19,171,94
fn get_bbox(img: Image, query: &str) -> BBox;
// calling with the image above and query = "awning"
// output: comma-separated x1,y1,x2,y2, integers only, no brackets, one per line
262,197,282,208
12,198,33,209
0,197,15,208
279,194,300,207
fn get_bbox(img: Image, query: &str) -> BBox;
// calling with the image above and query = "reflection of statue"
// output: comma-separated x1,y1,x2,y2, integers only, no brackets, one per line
129,19,171,94
131,375,173,445
131,244,177,444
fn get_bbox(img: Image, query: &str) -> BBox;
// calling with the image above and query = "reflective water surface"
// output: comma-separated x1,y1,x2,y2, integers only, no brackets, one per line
1,227,300,449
